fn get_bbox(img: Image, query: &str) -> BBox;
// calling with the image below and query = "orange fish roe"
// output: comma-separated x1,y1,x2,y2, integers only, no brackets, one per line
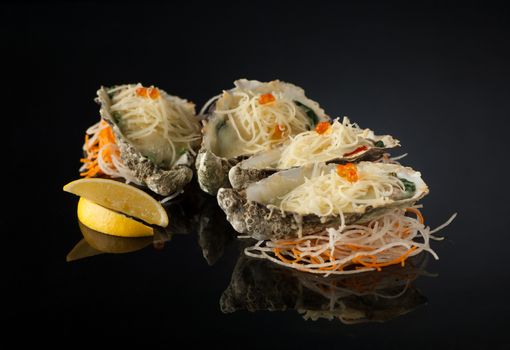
315,121,331,134
271,124,287,139
336,163,358,182
258,93,275,105
136,86,160,99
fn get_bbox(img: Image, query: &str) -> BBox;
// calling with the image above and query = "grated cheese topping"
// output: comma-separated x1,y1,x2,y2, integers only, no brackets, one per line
108,84,201,169
278,117,397,168
203,79,326,158
277,163,413,216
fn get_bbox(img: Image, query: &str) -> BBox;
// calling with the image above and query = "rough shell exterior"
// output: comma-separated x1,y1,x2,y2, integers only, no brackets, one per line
195,147,239,195
228,166,275,191
97,87,195,196
220,255,300,313
217,188,403,240
218,179,427,241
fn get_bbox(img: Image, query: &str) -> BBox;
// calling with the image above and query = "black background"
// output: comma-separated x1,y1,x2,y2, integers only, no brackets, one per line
5,1,510,348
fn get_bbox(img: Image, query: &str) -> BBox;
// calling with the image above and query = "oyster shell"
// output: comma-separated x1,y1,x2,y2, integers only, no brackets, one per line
96,85,201,196
229,121,400,190
218,162,428,240
220,254,427,323
195,79,329,195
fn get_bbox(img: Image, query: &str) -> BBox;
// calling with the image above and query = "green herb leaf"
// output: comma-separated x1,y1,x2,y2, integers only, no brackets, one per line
112,111,122,124
294,100,319,126
216,119,227,133
374,140,385,147
398,177,416,193
146,154,157,164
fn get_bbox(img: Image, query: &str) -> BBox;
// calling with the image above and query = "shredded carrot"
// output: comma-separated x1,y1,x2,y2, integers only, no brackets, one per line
351,246,418,271
274,248,300,264
258,93,275,105
80,120,118,178
343,243,375,251
406,207,424,224
318,252,340,271
266,208,428,273
271,242,418,272
308,256,320,264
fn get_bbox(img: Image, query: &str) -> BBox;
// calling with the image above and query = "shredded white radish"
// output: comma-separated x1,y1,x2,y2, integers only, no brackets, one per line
245,207,455,276
391,153,408,161
159,189,184,204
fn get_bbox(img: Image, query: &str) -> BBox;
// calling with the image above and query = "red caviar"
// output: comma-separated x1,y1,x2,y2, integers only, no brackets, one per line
271,124,287,139
258,93,275,105
336,163,358,182
136,86,160,99
315,121,331,134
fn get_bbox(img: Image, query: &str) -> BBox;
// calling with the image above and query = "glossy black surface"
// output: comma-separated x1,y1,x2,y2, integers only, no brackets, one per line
6,2,510,348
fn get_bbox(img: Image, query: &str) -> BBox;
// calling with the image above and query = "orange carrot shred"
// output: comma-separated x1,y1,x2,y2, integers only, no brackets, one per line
80,120,118,178
406,207,424,224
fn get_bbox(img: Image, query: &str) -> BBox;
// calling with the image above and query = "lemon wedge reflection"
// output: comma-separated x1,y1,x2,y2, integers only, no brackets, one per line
66,221,154,261
79,221,153,253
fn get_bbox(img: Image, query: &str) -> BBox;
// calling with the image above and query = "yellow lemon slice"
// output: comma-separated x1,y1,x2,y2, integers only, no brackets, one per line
77,197,153,237
63,178,168,227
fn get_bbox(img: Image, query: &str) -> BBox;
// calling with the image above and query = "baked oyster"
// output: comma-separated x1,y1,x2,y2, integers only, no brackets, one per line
229,117,400,189
218,162,428,240
195,79,329,195
80,84,201,196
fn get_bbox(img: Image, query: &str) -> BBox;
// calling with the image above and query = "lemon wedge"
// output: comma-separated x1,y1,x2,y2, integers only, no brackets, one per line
77,197,153,237
63,178,168,227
